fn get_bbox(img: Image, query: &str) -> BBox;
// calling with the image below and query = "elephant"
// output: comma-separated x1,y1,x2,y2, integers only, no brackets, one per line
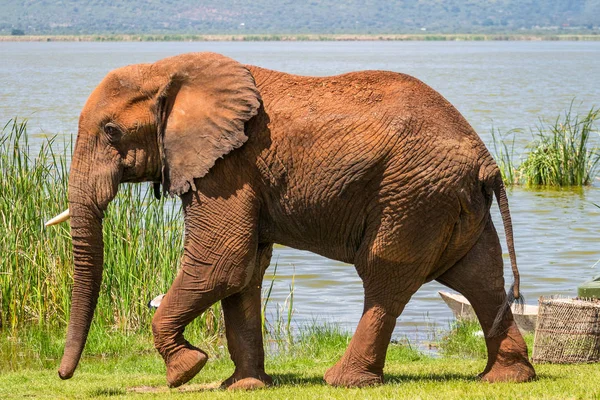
46,52,536,389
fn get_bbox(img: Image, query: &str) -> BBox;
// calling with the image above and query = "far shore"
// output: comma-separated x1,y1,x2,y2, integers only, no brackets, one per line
1,33,599,42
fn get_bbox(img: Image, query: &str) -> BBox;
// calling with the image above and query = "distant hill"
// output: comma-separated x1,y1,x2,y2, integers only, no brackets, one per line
2,0,599,35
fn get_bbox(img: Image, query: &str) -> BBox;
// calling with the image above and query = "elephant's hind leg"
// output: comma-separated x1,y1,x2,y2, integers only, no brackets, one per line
323,301,401,387
220,243,274,390
324,245,424,387
436,216,535,383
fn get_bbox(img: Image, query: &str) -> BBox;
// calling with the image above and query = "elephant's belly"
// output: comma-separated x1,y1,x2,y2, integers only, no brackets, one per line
261,198,371,265
263,180,488,278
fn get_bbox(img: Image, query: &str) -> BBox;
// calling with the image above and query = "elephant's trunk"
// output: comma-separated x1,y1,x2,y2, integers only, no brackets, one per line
59,137,119,379
58,204,103,379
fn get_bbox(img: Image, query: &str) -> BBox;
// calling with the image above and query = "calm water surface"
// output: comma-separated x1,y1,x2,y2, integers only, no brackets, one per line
1,41,600,342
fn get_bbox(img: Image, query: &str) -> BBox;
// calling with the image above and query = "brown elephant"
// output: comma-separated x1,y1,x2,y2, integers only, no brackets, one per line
47,52,535,389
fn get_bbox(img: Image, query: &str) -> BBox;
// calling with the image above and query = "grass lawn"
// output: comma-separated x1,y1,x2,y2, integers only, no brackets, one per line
1,324,599,400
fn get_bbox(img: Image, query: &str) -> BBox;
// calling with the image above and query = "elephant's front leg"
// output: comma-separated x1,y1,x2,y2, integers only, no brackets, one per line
221,243,274,390
151,190,259,388
151,278,210,388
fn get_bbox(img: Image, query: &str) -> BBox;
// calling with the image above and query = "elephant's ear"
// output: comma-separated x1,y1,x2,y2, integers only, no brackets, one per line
155,53,261,196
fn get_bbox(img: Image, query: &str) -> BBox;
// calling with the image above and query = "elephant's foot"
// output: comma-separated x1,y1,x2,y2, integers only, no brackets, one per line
479,357,536,383
166,346,208,388
480,328,536,383
221,370,273,390
223,377,269,391
324,362,383,387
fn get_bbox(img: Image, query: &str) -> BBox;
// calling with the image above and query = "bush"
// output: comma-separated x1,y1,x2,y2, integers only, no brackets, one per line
520,105,600,187
491,104,600,187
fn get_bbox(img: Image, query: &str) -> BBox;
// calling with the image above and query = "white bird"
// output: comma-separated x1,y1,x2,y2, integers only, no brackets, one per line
148,294,165,309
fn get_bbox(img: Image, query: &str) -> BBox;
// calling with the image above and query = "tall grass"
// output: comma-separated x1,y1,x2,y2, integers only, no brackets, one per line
490,126,520,186
0,119,224,336
0,119,71,330
491,105,600,187
520,105,600,186
262,263,296,347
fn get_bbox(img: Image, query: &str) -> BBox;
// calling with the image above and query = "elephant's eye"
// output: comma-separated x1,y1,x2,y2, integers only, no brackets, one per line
103,123,122,142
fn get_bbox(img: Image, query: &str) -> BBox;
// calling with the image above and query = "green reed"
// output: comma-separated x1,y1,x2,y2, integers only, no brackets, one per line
491,105,600,187
261,261,296,348
520,105,600,187
0,119,71,330
0,119,224,337
490,126,521,186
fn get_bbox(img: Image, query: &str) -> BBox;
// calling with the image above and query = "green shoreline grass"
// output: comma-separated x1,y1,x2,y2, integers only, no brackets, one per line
1,321,599,400
3,356,599,399
1,33,600,42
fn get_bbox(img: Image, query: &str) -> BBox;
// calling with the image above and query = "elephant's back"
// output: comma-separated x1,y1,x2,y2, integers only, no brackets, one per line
249,65,483,145
249,66,426,111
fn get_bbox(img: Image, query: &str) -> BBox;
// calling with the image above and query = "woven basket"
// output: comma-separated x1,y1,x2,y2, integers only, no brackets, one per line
532,297,600,364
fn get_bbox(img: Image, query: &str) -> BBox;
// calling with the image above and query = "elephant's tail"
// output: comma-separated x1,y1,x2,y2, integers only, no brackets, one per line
489,170,524,337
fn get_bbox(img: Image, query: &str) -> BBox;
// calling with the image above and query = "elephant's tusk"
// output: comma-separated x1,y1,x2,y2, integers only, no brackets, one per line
45,208,70,227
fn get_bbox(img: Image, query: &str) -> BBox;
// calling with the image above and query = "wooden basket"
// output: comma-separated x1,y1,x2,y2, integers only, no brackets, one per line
532,297,600,364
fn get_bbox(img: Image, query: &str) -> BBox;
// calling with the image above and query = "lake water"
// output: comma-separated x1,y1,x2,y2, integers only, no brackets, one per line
2,41,600,344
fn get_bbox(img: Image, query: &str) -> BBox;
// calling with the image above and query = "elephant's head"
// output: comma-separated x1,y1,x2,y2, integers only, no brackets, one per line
50,53,261,379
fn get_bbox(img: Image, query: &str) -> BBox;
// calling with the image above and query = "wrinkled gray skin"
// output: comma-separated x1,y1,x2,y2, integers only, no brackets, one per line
59,52,535,389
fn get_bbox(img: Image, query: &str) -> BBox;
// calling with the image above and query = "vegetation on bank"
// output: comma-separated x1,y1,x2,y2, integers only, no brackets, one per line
492,105,600,187
439,319,535,359
0,120,190,333
2,33,600,42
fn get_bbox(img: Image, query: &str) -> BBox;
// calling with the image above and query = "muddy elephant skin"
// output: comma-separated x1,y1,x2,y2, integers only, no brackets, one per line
57,52,535,388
